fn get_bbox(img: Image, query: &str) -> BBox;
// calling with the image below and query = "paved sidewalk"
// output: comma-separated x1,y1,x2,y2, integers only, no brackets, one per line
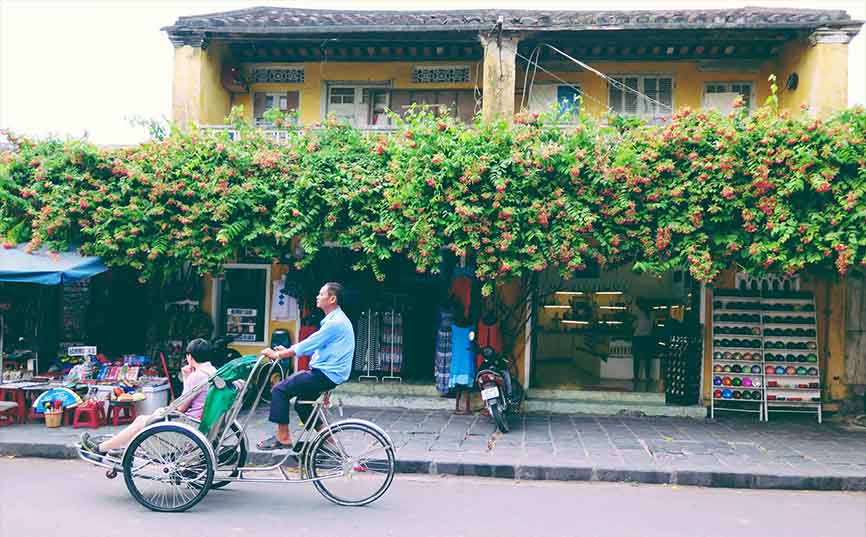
1,407,864,491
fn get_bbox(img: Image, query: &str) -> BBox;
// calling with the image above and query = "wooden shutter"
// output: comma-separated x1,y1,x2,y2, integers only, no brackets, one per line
253,92,267,118
286,91,300,112
456,91,476,123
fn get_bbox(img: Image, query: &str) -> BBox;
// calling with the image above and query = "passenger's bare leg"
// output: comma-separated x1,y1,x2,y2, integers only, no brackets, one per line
99,414,151,452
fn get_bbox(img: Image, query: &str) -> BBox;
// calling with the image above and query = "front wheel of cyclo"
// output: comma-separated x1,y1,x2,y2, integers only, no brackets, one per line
308,421,396,507
122,423,214,512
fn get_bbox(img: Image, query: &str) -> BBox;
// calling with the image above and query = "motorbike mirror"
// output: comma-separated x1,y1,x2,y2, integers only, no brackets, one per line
468,330,475,342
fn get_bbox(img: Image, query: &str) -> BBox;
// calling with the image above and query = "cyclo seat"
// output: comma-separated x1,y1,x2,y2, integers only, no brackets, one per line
198,355,259,436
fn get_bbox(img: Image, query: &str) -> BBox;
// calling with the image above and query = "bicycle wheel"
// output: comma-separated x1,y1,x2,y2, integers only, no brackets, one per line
122,423,214,512
211,421,248,489
308,422,395,507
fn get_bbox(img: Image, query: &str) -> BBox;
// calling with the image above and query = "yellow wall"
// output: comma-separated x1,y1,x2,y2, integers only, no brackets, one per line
702,269,849,406
235,61,481,125
170,43,231,125
775,38,849,115
517,60,775,116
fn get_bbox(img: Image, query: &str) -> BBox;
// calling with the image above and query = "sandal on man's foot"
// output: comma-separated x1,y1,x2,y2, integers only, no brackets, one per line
257,435,293,451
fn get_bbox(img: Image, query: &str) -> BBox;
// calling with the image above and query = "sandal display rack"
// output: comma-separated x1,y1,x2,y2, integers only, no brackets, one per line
710,289,822,423
761,292,822,423
710,290,766,420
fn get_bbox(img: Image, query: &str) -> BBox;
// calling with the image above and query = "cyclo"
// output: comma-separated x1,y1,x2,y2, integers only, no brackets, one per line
78,354,396,512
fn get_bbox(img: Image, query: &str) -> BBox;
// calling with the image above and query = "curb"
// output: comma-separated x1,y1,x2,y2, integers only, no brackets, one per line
3,442,863,492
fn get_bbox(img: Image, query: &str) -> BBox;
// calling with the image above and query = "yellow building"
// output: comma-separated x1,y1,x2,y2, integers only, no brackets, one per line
164,7,864,417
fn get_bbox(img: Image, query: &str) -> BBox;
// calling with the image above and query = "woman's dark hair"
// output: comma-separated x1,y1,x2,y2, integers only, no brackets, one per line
186,338,212,362
324,282,344,305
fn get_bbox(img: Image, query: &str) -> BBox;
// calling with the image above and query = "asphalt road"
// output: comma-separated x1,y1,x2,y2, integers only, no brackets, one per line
1,458,864,537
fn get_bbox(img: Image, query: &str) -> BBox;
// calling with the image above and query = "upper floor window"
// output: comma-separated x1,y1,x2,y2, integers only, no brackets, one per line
253,91,299,127
608,76,673,119
704,82,754,113
527,84,581,122
326,85,391,127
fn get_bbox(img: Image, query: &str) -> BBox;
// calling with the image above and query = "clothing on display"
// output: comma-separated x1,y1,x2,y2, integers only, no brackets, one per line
434,308,455,394
270,280,299,321
378,310,403,375
475,316,503,368
353,309,382,374
448,322,475,389
296,324,318,371
449,277,472,320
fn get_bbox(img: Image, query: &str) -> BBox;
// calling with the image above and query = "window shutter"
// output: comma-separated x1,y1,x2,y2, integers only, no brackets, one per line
609,78,623,113
456,91,476,123
658,78,673,109
253,93,267,118
286,91,299,112
624,77,639,115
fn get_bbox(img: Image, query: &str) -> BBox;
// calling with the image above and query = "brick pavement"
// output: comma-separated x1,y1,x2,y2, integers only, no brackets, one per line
2,407,864,490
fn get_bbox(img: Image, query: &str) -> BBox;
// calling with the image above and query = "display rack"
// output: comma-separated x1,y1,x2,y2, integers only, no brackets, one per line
760,291,822,423
710,289,822,423
710,290,766,420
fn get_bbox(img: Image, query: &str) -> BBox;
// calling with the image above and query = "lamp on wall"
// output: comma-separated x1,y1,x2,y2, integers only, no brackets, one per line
785,73,799,91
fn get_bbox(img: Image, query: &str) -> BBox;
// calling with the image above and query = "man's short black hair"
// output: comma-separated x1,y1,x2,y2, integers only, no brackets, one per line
186,338,212,362
324,282,343,305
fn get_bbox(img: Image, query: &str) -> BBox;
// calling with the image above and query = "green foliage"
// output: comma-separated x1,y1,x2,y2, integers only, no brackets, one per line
1,101,865,290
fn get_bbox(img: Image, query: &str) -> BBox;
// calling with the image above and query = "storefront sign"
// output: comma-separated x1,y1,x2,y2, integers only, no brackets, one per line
67,346,97,356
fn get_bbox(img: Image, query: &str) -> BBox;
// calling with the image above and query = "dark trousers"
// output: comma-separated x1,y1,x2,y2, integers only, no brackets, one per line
632,336,655,381
269,369,336,427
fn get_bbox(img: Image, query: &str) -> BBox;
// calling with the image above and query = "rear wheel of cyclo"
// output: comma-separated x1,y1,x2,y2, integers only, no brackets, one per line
211,421,248,490
122,423,214,512
308,422,396,507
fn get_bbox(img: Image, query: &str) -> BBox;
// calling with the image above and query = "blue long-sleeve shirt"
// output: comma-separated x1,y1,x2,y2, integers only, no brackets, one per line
289,307,355,385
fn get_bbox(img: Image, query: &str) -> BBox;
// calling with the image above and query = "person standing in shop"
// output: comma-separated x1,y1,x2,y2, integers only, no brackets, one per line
257,282,354,451
631,298,655,391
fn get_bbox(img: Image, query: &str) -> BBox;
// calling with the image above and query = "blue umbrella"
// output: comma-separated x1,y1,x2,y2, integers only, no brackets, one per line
31,387,82,412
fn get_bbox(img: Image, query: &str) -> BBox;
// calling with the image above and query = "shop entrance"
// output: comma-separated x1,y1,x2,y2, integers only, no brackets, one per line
531,264,699,393
290,249,446,383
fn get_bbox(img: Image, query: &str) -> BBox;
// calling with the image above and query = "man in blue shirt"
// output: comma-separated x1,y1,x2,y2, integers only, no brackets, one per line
257,282,355,451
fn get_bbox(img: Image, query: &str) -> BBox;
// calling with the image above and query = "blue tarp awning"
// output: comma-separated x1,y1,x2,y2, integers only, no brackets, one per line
0,245,107,285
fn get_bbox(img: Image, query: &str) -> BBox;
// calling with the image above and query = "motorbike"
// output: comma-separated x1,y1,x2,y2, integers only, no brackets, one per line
469,331,523,433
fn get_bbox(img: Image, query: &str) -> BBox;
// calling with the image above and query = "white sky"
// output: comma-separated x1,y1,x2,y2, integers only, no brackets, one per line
1,0,864,144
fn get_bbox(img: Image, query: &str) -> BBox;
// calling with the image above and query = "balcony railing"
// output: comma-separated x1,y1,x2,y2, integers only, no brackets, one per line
200,124,399,142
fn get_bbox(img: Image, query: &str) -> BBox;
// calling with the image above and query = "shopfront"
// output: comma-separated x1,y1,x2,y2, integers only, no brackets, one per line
530,264,700,394
213,248,500,397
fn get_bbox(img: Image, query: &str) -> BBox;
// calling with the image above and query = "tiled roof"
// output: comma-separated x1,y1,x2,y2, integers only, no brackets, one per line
164,6,856,36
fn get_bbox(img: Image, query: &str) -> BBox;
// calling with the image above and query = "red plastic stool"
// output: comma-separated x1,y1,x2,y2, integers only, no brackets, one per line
108,401,137,426
73,402,106,429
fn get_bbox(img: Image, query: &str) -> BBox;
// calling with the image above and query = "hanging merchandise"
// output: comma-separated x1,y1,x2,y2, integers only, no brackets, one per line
379,309,403,381
475,312,503,369
296,302,319,371
271,277,299,321
434,307,455,394
354,309,381,381
448,320,475,389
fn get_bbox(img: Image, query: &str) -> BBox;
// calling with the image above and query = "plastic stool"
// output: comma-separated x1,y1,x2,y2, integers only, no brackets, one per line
73,403,106,429
108,401,137,426
0,402,18,426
